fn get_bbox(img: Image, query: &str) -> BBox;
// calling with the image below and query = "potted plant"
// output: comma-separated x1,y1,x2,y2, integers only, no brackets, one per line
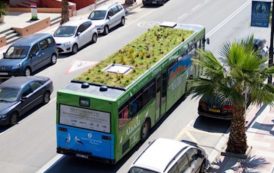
0,2,7,23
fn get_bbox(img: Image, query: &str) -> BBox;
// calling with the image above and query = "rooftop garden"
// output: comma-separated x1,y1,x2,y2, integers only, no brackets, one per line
75,26,193,88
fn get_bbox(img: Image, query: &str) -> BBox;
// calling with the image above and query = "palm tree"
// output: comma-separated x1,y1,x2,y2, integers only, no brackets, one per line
0,1,7,23
188,36,274,154
60,0,69,24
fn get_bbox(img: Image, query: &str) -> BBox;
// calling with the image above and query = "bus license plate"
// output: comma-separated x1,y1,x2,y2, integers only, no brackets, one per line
209,108,220,113
76,153,88,159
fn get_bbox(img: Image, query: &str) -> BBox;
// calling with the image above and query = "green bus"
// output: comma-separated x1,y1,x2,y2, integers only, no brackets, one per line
56,22,207,163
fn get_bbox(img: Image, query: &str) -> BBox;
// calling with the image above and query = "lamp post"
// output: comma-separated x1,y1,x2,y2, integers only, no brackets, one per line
268,0,274,84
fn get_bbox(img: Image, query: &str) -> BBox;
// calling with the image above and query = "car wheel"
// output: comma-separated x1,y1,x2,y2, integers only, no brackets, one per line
91,33,98,43
50,54,57,65
24,67,31,76
141,120,151,141
43,91,51,104
120,17,125,26
103,26,109,35
9,112,18,126
72,44,78,54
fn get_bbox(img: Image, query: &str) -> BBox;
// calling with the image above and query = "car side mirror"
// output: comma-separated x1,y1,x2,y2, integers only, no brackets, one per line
107,16,110,20
21,96,27,101
76,32,81,37
3,52,6,57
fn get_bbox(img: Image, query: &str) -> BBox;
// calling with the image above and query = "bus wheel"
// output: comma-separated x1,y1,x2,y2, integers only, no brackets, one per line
141,120,151,141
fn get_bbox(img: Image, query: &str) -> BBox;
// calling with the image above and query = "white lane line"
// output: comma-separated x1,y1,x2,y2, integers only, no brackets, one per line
36,154,64,173
192,4,203,12
206,0,250,37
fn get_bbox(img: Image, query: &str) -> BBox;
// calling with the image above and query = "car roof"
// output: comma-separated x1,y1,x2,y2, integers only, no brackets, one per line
94,2,120,11
13,33,52,47
0,76,48,89
61,19,91,26
132,138,190,172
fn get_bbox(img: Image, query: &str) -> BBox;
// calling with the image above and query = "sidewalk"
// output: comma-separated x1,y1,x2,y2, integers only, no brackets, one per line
210,105,274,173
0,0,143,52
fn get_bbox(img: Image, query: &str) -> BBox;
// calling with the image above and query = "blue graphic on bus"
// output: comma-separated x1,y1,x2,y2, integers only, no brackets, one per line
57,125,114,159
169,54,192,80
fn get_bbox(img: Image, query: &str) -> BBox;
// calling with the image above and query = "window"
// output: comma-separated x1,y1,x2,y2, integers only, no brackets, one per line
117,4,123,11
22,85,32,97
112,6,119,14
30,44,39,56
118,80,156,128
39,39,49,50
77,24,86,33
177,154,190,173
83,21,92,30
47,37,55,46
108,9,114,17
186,148,199,163
29,81,42,91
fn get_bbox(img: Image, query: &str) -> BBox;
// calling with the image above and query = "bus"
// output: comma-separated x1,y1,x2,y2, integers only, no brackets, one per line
56,22,207,164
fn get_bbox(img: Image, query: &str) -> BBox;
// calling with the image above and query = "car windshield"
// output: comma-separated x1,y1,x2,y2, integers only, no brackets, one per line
0,87,20,102
89,10,107,20
5,46,29,59
128,167,159,173
54,26,77,37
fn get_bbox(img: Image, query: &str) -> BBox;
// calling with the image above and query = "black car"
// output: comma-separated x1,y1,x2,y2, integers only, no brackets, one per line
198,95,234,120
143,0,168,6
0,76,53,126
198,95,250,120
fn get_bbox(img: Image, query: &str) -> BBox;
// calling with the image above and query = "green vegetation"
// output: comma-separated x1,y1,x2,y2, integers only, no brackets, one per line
188,36,274,154
0,2,7,18
76,26,193,88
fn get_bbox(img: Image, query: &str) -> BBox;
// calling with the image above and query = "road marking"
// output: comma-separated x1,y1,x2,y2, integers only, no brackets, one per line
191,4,203,12
206,0,250,37
67,60,98,74
36,154,64,173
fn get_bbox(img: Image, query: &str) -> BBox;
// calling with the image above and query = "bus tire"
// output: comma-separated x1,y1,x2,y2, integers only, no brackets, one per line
141,119,151,141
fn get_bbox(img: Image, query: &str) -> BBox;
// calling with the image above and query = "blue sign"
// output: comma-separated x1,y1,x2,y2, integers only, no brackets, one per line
251,1,271,27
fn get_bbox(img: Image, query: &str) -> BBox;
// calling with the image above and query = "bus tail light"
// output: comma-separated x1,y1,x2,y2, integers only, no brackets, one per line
102,135,112,140
59,127,67,132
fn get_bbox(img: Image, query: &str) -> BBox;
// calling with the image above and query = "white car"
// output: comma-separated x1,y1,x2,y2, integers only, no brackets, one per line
53,19,98,54
128,138,209,173
88,2,126,35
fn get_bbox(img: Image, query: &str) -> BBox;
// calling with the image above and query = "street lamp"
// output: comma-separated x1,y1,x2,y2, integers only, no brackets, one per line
268,0,274,84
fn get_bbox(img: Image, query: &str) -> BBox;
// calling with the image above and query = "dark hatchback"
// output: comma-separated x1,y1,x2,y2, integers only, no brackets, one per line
198,96,234,120
0,76,53,126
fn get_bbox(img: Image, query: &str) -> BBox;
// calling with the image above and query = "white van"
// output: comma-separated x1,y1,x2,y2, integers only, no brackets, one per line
128,138,209,173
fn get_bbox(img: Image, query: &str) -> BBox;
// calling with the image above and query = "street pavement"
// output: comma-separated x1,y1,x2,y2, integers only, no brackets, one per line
0,0,274,172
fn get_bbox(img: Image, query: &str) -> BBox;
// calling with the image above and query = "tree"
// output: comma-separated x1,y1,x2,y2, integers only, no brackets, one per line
188,36,274,154
61,0,69,24
0,1,7,19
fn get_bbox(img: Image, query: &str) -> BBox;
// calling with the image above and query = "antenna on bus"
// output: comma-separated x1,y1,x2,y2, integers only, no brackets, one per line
81,82,89,89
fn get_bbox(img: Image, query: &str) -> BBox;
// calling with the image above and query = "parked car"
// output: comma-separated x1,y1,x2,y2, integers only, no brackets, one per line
88,2,126,35
198,94,250,120
0,76,53,126
128,138,209,173
0,33,58,77
143,0,168,6
53,19,98,55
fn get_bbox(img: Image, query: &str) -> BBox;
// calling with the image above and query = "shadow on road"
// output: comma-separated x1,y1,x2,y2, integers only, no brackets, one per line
193,116,231,133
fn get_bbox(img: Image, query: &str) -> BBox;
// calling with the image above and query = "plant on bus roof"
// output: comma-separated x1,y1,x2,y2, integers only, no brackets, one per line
75,26,193,88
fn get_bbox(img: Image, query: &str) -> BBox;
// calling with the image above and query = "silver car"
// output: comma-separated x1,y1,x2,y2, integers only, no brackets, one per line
88,2,126,35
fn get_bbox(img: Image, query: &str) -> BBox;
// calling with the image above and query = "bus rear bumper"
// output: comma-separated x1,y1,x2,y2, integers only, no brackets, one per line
57,147,116,164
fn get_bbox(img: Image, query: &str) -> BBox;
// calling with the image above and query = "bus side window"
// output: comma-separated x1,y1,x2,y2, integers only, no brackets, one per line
119,105,130,128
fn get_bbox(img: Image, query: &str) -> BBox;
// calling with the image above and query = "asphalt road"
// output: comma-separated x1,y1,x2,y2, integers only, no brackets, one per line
0,0,270,172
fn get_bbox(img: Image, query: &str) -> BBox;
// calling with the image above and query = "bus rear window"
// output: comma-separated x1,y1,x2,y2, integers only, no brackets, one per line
59,104,110,133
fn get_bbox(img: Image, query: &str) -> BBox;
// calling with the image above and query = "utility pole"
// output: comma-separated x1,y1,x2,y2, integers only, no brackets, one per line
268,0,274,84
